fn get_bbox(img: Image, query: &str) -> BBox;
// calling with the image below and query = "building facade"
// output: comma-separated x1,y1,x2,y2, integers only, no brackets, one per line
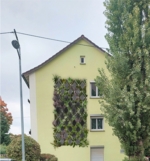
23,35,125,161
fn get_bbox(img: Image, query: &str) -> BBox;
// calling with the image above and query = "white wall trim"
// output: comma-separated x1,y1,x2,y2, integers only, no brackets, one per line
90,114,104,117
90,115,105,131
29,73,38,141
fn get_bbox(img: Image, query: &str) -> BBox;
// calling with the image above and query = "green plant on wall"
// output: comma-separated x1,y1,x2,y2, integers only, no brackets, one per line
52,76,88,147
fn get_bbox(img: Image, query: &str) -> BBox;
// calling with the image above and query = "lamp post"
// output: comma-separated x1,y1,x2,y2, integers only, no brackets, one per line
11,30,25,161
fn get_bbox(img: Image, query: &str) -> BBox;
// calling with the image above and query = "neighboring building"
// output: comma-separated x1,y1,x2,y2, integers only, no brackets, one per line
23,35,125,161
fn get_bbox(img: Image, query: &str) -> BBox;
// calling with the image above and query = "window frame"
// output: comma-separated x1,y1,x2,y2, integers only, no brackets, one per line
90,81,100,98
90,115,104,132
80,56,86,64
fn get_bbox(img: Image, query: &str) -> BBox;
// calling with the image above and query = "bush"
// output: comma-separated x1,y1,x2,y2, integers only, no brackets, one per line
50,157,58,161
0,144,7,154
6,134,41,161
40,153,58,161
123,157,149,161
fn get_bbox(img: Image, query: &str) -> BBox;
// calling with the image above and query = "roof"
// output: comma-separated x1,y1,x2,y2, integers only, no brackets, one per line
22,35,109,88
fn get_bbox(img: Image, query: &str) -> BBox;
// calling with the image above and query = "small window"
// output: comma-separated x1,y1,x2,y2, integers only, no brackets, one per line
80,56,85,64
90,82,101,97
91,116,104,131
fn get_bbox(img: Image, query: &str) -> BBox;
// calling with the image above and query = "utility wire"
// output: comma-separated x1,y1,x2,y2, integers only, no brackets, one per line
17,32,73,44
16,31,109,50
0,31,13,34
0,30,109,51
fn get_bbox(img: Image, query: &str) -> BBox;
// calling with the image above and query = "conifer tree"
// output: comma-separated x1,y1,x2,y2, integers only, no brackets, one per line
96,0,150,160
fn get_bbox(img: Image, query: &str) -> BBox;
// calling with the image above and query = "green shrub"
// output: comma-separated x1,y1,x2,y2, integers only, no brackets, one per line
0,144,7,154
40,154,53,161
50,156,58,161
123,157,139,161
40,153,58,161
123,157,149,161
6,134,41,161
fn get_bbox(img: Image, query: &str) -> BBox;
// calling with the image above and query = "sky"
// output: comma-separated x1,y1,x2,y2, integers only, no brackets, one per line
0,0,109,135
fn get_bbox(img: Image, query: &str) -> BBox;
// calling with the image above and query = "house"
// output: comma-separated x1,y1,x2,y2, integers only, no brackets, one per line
23,35,125,161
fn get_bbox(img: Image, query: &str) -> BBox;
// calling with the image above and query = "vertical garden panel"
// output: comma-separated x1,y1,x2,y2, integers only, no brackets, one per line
52,76,88,147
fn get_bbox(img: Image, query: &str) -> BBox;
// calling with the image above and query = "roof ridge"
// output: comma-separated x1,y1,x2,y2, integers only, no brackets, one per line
22,35,108,88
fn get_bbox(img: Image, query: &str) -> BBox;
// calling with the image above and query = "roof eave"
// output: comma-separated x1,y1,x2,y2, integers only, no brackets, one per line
22,74,29,88
22,35,110,87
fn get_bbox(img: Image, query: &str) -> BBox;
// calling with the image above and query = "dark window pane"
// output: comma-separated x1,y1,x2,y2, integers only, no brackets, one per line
81,57,84,63
91,119,96,129
91,83,96,96
97,118,103,129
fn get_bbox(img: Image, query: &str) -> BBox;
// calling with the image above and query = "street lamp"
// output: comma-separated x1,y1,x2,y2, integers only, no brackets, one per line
11,36,25,161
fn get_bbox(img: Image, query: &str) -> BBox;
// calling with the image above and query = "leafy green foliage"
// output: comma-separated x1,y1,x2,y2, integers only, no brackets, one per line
6,134,41,161
52,76,88,147
40,153,58,161
0,98,13,145
123,157,137,161
96,0,150,160
0,144,7,154
50,157,58,161
123,157,149,161
0,115,11,145
145,145,150,158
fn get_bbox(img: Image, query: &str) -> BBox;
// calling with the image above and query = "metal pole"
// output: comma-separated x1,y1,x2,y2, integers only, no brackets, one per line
14,29,25,161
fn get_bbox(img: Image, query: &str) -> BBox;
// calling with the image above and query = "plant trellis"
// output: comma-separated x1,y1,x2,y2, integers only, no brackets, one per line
52,76,88,147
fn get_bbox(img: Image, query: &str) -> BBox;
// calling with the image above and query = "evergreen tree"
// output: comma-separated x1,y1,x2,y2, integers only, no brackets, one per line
0,97,13,145
96,0,150,160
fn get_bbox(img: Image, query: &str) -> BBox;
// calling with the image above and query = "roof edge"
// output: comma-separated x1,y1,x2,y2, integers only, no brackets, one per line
23,35,109,87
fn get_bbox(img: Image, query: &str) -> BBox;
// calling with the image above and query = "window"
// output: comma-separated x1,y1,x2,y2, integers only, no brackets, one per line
80,56,85,64
91,147,104,161
90,82,100,97
91,116,104,131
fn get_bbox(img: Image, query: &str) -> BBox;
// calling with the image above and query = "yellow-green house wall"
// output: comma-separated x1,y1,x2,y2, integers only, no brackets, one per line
33,39,125,161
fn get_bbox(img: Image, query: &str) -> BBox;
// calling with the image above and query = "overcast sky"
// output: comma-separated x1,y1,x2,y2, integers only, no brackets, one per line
0,0,109,135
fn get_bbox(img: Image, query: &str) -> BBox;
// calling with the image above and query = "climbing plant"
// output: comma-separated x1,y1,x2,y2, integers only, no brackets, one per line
52,76,88,147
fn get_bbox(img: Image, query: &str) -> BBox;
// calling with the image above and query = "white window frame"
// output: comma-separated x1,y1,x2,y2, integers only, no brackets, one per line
90,81,100,98
90,115,104,131
80,56,86,64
